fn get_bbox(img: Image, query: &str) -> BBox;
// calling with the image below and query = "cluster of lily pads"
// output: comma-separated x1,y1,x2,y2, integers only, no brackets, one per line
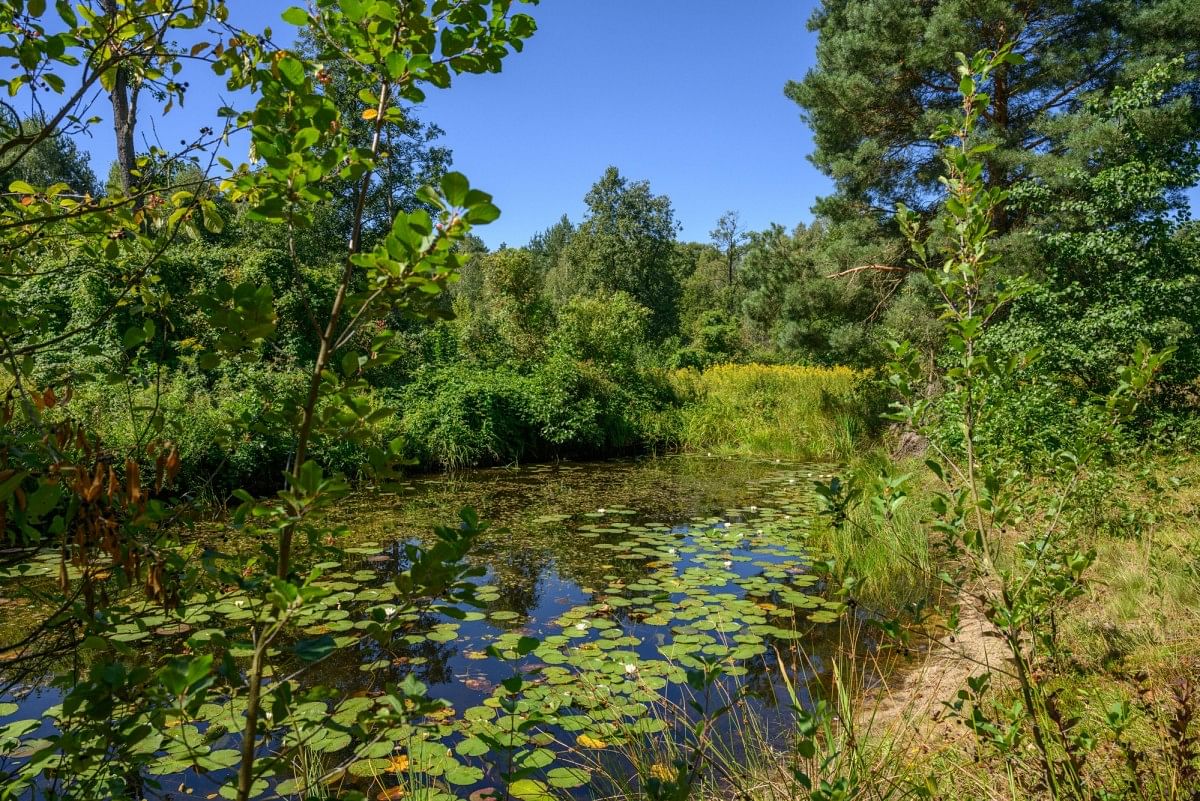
331,467,846,799
0,462,847,801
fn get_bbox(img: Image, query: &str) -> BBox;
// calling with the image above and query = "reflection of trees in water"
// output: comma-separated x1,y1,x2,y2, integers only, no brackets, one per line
0,621,79,695
364,457,781,546
470,538,552,619
342,458,809,628
291,609,458,693
381,616,459,687
327,457,846,724
551,529,669,596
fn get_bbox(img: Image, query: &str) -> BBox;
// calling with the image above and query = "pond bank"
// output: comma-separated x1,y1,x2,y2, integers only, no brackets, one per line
718,451,1200,801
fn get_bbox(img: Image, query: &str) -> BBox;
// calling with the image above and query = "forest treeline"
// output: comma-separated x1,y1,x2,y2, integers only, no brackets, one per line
6,0,1198,490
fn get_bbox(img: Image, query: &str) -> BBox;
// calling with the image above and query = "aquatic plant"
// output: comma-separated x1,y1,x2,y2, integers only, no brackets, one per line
0,458,860,800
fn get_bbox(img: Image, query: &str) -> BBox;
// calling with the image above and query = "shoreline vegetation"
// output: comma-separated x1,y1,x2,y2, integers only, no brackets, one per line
67,362,870,496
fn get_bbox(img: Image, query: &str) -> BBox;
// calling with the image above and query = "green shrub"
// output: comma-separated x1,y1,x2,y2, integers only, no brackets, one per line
66,364,407,499
396,357,679,469
397,364,534,469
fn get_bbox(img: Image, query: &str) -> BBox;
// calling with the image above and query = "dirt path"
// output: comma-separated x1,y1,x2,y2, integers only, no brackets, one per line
863,599,1003,747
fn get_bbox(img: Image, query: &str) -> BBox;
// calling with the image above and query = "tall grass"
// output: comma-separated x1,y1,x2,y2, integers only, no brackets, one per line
808,452,936,614
672,364,864,462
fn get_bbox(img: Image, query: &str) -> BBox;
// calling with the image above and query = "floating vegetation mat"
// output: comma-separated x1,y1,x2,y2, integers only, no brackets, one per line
0,456,857,801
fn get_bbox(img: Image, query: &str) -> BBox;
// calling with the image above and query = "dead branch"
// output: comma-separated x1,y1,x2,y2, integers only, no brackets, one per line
825,263,910,279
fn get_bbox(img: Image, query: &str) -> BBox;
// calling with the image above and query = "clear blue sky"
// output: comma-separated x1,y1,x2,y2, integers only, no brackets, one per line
69,1,1196,247
419,0,828,247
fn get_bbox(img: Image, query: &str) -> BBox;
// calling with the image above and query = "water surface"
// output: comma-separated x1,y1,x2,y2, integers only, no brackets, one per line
1,455,854,800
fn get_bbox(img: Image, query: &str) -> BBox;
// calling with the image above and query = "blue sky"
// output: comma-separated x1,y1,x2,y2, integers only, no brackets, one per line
67,1,1196,248
70,0,829,247
419,0,828,247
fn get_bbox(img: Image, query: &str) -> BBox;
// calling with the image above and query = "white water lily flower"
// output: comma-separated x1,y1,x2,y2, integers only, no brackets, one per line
575,621,588,631
750,505,758,512
723,560,733,568
598,508,606,514
234,599,245,608
624,663,638,675
384,606,397,618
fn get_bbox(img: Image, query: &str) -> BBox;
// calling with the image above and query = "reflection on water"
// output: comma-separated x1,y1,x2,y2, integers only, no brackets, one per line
2,455,862,800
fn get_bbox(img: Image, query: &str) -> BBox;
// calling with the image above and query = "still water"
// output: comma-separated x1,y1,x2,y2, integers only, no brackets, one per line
1,455,860,800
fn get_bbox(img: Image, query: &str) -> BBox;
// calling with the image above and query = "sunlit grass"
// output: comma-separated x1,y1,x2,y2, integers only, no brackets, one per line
673,364,865,462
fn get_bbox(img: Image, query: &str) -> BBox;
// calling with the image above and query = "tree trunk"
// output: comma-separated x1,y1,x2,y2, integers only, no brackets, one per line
987,19,1014,234
101,0,138,194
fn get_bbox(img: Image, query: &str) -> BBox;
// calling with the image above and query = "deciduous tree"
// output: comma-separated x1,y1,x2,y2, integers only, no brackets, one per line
551,166,681,337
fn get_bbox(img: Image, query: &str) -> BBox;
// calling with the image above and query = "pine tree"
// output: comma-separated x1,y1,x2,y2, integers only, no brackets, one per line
788,0,1200,228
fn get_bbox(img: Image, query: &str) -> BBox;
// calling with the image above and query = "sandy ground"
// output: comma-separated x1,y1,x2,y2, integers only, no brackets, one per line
864,598,1005,749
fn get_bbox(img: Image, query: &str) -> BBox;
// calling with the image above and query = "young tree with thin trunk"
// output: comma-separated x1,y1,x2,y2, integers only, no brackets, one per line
709,210,746,287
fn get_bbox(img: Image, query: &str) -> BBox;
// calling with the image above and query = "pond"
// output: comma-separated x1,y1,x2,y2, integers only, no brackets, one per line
0,455,864,801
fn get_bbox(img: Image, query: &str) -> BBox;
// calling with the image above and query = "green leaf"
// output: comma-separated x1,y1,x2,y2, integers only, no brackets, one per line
277,56,306,88
455,736,489,757
56,0,76,26
466,203,501,225
444,764,484,785
200,200,224,234
509,779,555,801
0,471,28,503
386,52,407,80
123,326,146,350
295,128,320,149
281,6,308,25
546,767,589,788
293,634,336,663
440,172,469,207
